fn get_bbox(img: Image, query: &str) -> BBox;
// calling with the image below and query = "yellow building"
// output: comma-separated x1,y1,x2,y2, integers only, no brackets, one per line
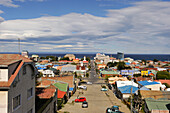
141,71,148,76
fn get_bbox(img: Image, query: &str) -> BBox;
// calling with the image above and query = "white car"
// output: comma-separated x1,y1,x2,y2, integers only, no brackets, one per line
87,82,92,85
78,86,87,90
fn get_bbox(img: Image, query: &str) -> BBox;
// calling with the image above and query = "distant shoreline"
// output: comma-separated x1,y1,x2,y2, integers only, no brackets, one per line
0,52,169,61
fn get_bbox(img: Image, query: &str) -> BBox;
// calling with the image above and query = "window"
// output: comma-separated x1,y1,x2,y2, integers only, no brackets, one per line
27,88,33,99
27,108,33,113
13,95,21,110
23,66,26,75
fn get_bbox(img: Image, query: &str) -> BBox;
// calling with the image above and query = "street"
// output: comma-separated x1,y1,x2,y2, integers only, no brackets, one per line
58,61,130,113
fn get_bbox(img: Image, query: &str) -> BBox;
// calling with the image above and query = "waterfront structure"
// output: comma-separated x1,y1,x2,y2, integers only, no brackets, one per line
64,54,75,60
21,50,29,58
94,53,110,64
0,54,37,113
31,54,39,61
117,52,124,60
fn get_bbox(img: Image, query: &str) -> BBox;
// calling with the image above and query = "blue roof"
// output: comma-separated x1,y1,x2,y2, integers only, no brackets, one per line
125,62,130,65
118,85,138,94
138,81,160,86
69,87,74,91
140,86,150,90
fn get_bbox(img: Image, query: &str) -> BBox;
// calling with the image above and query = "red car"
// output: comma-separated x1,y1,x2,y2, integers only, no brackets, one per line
75,97,86,102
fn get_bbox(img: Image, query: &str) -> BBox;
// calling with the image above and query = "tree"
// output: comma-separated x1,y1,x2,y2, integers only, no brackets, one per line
75,72,77,78
107,62,117,67
156,71,170,79
153,59,159,62
40,56,46,59
60,57,70,61
141,59,146,65
117,61,126,70
86,73,89,78
81,57,91,62
46,56,58,61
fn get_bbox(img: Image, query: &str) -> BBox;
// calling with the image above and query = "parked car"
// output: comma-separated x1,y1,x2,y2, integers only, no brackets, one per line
111,106,119,111
75,97,86,102
87,82,92,85
107,83,112,90
101,88,108,91
78,85,87,90
106,106,121,113
82,101,88,108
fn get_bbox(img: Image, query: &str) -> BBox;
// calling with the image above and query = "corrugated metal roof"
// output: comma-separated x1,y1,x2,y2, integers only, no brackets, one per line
53,82,68,92
58,90,66,98
101,71,119,75
138,80,160,86
145,98,170,111
118,85,138,94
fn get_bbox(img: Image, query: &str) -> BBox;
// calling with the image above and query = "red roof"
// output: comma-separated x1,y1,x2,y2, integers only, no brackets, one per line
0,61,24,87
135,76,152,81
76,66,85,70
155,80,170,85
83,61,88,63
57,90,66,98
59,60,73,63
36,88,56,99
0,54,32,62
41,76,74,88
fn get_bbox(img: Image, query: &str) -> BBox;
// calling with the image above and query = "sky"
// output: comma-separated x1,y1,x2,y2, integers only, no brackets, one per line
0,0,170,54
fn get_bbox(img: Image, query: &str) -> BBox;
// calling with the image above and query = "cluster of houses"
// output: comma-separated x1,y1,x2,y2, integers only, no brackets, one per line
0,53,89,113
36,55,89,78
94,53,170,113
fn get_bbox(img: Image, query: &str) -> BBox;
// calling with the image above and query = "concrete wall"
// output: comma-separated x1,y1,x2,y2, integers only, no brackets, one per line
151,110,169,113
8,63,35,113
42,98,57,113
0,91,8,113
122,94,131,99
8,62,20,79
145,84,161,90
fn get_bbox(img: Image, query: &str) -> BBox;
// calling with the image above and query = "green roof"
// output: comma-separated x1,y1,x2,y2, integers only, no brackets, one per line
53,82,68,92
101,71,119,75
96,62,102,64
49,68,57,71
145,99,170,111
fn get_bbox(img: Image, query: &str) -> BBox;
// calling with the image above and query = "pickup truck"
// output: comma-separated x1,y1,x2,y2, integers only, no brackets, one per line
78,85,87,90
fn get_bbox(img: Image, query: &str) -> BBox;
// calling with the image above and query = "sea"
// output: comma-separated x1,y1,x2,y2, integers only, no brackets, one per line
0,52,169,61
30,53,170,61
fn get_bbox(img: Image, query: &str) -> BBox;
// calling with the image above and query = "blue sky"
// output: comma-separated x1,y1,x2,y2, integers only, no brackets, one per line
0,0,170,54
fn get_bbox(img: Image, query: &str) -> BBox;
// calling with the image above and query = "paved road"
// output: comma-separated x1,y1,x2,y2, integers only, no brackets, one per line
58,61,130,113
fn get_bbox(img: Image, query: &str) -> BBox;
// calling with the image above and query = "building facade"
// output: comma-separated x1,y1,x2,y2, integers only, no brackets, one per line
0,54,37,113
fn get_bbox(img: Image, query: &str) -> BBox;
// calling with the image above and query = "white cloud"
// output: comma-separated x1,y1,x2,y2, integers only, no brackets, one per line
54,45,73,48
0,1,170,53
0,0,19,7
0,0,47,7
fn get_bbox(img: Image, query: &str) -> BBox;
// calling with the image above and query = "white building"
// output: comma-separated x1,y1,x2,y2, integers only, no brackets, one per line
41,69,55,77
94,53,110,64
0,54,37,113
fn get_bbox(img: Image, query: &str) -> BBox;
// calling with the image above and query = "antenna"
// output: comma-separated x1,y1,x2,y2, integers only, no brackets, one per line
18,38,20,54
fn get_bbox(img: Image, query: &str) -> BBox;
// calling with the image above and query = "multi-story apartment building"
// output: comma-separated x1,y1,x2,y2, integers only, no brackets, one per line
0,54,37,113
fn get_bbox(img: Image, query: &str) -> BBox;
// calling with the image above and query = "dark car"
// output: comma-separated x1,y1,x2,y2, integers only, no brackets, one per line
106,106,121,113
82,101,88,108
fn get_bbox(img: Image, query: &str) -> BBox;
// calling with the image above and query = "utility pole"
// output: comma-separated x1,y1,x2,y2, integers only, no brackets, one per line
131,76,134,113
131,85,133,113
18,38,20,54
